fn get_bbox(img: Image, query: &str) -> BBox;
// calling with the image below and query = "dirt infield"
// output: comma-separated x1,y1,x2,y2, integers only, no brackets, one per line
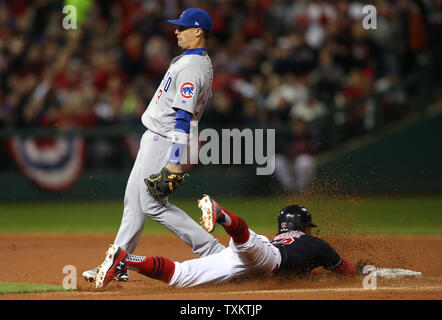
1,233,441,300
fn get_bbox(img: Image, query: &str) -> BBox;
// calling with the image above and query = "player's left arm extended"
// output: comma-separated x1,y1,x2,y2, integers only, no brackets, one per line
330,258,355,275
330,257,374,275
318,239,356,276
145,109,192,198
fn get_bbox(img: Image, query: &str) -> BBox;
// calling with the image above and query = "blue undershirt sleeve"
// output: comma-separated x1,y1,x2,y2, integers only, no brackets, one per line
168,109,192,165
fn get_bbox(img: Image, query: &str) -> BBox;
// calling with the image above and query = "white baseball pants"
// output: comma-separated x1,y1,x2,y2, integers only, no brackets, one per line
169,230,281,287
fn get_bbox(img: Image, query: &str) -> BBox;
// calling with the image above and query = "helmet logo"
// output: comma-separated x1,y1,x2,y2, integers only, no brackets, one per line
278,205,315,234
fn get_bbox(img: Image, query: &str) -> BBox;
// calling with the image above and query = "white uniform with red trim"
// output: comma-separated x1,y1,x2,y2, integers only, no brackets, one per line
113,49,224,257
169,230,282,287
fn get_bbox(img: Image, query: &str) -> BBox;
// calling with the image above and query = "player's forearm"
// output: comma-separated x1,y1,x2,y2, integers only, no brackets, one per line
168,108,192,171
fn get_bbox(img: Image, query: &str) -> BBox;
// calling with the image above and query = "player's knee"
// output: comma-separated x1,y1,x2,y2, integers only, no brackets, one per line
140,195,169,216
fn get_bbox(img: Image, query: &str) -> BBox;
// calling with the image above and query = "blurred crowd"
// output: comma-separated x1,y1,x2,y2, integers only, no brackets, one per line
0,0,438,187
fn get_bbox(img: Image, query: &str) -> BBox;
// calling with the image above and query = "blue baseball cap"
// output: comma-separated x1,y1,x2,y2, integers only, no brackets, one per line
167,8,213,32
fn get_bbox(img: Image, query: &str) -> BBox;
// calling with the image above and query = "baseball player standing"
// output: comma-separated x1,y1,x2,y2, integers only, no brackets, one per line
95,195,362,288
83,8,226,281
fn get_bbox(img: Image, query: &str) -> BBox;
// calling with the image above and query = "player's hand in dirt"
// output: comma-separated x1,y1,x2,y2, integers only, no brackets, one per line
355,258,375,275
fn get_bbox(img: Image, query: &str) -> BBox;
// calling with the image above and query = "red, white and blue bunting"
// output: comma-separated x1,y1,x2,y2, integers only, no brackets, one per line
7,136,86,192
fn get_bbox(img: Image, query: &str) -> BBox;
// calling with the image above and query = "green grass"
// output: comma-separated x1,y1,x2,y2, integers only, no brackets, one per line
0,195,441,235
0,281,68,295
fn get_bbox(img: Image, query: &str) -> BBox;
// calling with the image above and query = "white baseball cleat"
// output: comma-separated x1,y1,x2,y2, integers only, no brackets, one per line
198,194,223,233
82,266,129,282
82,267,98,282
95,244,129,288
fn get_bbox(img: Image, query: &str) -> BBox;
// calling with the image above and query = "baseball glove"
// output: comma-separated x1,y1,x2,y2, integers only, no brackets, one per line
145,167,189,198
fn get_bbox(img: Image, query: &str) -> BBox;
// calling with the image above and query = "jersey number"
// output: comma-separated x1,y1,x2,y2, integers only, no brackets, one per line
164,76,172,92
156,76,172,104
273,237,294,245
156,89,163,104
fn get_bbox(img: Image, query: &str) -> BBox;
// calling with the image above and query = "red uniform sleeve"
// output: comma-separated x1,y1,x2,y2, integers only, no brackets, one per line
331,258,355,275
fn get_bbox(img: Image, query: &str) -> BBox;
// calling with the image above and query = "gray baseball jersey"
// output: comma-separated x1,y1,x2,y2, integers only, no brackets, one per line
141,51,213,138
113,49,225,259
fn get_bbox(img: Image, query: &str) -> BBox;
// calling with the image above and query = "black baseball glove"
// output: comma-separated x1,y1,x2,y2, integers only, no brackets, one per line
145,167,189,198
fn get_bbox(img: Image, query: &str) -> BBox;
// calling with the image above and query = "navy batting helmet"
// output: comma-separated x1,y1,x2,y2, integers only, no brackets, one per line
277,205,317,234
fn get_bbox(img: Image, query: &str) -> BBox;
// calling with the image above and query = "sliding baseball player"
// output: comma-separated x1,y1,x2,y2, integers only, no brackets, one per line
95,195,361,288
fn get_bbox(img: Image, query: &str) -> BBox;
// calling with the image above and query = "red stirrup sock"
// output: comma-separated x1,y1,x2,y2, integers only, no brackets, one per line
125,255,176,283
218,205,250,244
